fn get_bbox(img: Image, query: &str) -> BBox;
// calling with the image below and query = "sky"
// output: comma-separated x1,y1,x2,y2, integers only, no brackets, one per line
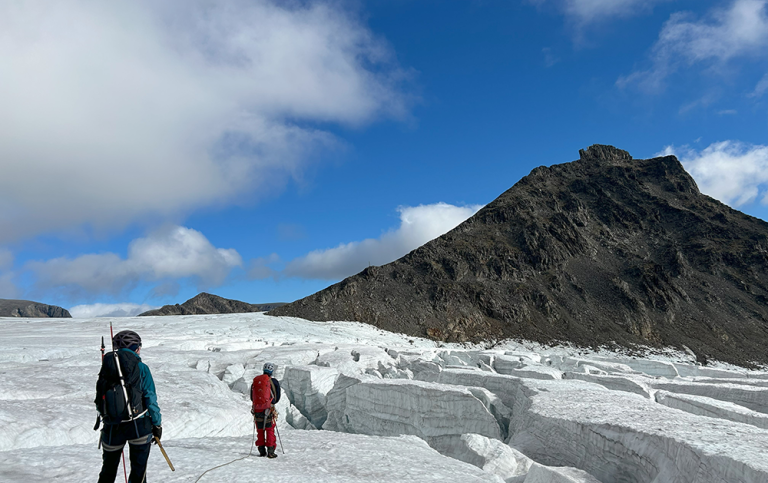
1,0,766,317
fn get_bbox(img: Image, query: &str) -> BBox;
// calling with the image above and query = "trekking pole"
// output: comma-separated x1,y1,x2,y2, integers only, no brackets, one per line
95,337,106,445
154,437,175,471
110,323,129,483
275,424,284,455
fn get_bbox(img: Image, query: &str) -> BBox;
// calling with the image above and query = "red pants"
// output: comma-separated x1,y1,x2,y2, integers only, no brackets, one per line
256,424,275,447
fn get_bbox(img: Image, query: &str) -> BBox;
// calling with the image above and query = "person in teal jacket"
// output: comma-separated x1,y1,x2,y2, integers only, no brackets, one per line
95,330,162,483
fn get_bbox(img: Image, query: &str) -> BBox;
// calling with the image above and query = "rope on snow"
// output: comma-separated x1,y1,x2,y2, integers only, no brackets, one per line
193,423,257,483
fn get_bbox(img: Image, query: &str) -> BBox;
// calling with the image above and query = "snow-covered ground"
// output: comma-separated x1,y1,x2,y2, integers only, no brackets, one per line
1,313,767,482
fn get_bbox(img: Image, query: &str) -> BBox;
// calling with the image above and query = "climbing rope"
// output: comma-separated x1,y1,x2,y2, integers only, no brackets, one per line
193,423,256,483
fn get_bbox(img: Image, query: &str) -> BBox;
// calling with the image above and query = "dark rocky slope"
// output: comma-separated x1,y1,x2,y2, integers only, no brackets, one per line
139,292,285,316
0,299,72,318
270,145,768,367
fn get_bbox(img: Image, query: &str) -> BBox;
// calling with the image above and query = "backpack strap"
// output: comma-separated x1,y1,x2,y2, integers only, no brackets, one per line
121,409,148,423
270,378,277,402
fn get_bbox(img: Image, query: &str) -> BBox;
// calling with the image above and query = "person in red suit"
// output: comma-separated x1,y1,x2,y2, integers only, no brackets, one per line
250,362,281,458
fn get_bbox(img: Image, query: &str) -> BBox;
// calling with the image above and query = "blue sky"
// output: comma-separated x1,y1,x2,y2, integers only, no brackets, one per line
1,0,766,317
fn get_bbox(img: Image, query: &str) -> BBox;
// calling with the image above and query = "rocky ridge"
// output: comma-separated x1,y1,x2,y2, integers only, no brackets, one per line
0,299,72,318
138,292,285,316
270,145,768,367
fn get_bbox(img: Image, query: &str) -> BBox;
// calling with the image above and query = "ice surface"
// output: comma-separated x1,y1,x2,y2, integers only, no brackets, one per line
436,369,528,409
431,433,533,482
222,363,245,385
562,357,637,374
404,357,444,382
687,377,768,387
0,430,501,482
494,358,563,380
282,365,338,428
2,313,768,483
563,372,654,398
672,363,749,379
435,369,768,482
315,344,395,376
505,352,542,364
650,380,768,414
523,463,603,483
588,357,679,378
655,391,768,430
509,379,768,483
323,377,503,441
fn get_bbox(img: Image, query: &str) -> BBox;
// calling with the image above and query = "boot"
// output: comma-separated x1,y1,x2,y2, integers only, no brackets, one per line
267,446,277,459
257,445,267,457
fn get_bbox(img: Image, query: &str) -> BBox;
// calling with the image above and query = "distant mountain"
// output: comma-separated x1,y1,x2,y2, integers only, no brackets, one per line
138,292,285,316
270,145,768,367
0,299,72,318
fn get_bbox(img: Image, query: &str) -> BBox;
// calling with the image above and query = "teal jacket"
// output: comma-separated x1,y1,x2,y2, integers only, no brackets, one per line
125,348,163,426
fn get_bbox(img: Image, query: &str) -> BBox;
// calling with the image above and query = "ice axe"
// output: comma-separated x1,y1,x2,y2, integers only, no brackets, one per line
110,323,129,483
94,336,105,439
154,437,175,471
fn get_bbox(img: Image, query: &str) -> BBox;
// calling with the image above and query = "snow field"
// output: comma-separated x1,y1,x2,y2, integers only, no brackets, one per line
0,431,501,482
1,313,767,482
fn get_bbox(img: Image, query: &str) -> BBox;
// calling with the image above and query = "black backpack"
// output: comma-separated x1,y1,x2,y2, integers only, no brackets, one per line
95,350,146,424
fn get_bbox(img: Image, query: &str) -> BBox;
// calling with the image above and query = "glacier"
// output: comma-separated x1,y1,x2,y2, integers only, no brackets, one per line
1,312,767,482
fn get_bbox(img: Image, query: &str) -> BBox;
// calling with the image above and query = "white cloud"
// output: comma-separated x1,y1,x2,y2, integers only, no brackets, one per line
26,225,242,296
0,272,19,299
129,226,242,280
529,0,666,26
249,254,280,280
0,1,409,242
148,281,181,299
0,249,16,298
749,73,768,97
618,0,768,92
69,303,158,318
284,203,483,280
564,0,664,24
677,92,718,115
659,141,768,207
542,47,560,67
0,248,12,271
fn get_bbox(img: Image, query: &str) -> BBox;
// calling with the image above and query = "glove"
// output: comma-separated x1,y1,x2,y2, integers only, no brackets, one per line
152,425,162,443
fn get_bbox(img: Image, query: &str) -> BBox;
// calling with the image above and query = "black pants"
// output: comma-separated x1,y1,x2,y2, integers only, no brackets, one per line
98,420,152,483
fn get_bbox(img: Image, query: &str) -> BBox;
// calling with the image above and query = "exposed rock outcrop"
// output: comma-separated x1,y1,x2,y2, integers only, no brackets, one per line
0,299,71,318
138,292,285,316
270,145,768,367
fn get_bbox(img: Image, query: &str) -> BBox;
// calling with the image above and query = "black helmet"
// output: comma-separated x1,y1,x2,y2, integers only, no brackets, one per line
113,330,142,350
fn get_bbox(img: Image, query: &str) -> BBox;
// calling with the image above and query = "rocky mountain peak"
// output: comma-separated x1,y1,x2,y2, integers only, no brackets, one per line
578,144,632,163
0,299,71,318
270,146,768,367
139,292,284,316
